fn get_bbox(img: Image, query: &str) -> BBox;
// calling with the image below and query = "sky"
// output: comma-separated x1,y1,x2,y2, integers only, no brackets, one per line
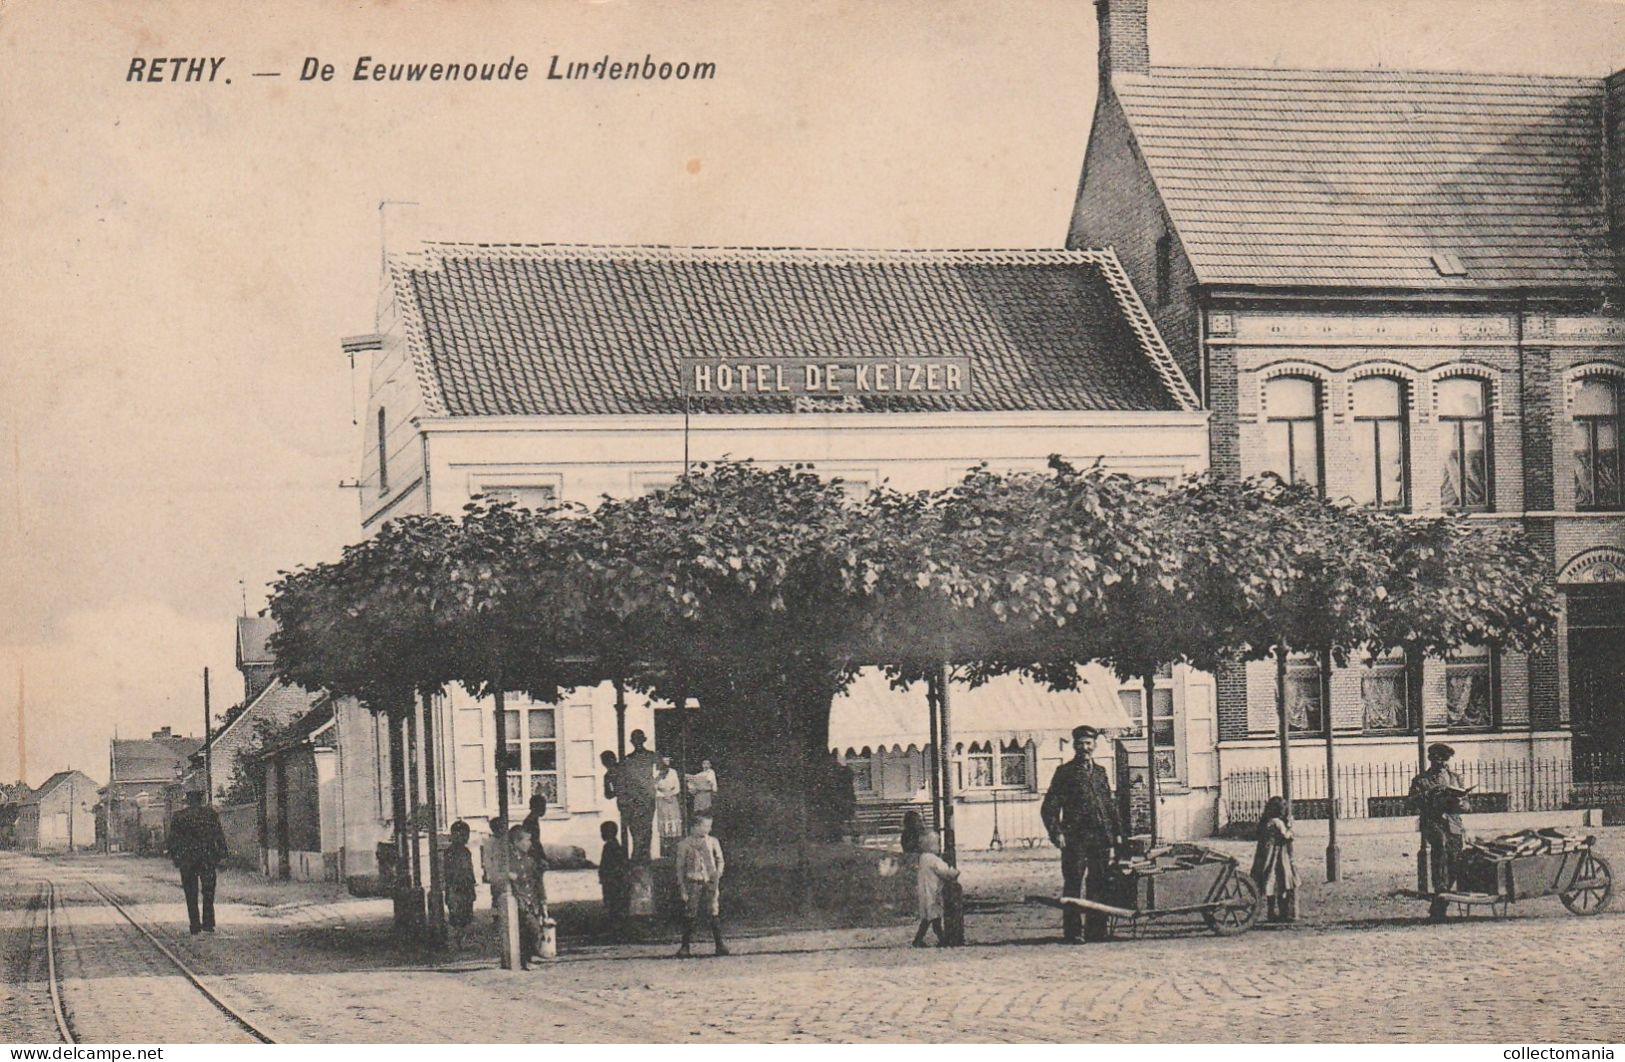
2,0,1624,789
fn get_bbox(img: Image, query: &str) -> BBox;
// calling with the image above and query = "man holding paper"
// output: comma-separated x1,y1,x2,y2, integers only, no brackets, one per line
1409,742,1470,921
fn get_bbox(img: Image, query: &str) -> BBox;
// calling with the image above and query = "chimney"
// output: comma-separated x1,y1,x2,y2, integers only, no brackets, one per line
1097,0,1150,84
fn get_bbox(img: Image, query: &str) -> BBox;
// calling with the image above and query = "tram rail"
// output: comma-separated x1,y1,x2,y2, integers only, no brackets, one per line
40,877,275,1045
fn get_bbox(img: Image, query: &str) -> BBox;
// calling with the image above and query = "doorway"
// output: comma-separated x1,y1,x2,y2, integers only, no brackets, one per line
1568,587,1625,766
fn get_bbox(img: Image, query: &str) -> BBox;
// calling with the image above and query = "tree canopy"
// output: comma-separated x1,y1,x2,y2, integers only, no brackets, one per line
269,458,1559,711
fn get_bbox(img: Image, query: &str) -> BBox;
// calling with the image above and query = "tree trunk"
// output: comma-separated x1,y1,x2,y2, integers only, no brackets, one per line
1320,647,1340,882
493,681,509,826
690,667,842,849
385,711,418,932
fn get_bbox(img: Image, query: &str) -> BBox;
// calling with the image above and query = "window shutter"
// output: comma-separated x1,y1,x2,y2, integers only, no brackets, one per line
565,703,597,812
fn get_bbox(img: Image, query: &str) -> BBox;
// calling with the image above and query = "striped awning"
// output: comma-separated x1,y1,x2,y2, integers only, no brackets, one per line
829,666,1131,755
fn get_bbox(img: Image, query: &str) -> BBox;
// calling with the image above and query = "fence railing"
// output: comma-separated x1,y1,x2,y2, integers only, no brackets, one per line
1222,753,1625,826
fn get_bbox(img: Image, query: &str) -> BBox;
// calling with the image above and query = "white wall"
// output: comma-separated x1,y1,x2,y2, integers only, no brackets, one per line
361,406,1212,851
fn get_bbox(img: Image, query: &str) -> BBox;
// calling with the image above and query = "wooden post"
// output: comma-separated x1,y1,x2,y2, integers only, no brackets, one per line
1412,642,1430,892
1274,643,1298,922
937,662,963,946
419,690,446,943
405,709,424,909
926,674,942,835
1143,670,1160,846
1320,647,1340,882
677,685,691,832
613,676,628,851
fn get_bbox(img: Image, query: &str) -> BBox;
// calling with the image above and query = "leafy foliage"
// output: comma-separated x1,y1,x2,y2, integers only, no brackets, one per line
264,458,1560,838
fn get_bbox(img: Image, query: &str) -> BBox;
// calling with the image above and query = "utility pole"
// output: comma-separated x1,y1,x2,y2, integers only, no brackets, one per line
203,668,213,802
15,663,24,786
108,728,117,853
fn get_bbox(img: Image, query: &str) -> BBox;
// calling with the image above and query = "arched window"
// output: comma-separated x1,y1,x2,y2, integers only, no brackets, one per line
1264,376,1322,491
1437,377,1491,511
1574,375,1623,510
1352,377,1409,509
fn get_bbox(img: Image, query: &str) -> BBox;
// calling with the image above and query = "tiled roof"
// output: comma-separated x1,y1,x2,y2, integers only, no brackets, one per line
391,244,1199,416
112,737,202,780
1113,66,1616,290
236,615,276,667
23,770,96,806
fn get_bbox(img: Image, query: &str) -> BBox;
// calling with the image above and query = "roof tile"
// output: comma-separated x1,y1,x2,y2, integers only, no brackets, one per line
1114,66,1616,289
393,245,1199,416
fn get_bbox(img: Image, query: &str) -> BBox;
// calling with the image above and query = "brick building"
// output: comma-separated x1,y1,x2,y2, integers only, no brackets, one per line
106,727,201,852
1070,0,1625,821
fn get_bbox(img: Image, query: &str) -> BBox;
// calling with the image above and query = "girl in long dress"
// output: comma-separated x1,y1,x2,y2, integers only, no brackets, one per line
655,754,684,845
685,758,718,815
1249,796,1298,922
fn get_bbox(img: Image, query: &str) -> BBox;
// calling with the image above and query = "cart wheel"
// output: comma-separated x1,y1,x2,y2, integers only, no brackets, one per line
1204,871,1260,936
1560,852,1614,916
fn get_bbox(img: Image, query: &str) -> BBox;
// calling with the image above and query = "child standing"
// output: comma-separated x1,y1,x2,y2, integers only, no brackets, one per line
673,814,728,958
597,820,630,931
1249,796,1298,922
913,832,960,948
446,820,477,949
508,825,546,969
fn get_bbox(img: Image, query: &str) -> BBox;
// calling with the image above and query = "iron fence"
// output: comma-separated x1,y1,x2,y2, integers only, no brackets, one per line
1222,752,1625,826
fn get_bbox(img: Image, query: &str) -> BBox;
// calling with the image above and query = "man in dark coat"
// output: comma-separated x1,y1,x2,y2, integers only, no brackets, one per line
1041,725,1123,943
616,730,659,863
168,789,229,934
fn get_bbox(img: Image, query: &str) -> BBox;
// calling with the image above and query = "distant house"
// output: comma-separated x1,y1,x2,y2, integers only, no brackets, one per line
106,728,202,853
256,698,342,882
195,616,326,807
16,770,98,851
0,781,30,847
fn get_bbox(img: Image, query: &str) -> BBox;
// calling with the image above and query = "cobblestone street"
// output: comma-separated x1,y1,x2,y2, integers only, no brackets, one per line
5,841,1623,1044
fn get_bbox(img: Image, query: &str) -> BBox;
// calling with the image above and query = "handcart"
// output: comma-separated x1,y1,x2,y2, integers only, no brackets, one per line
1399,828,1614,918
1028,843,1260,937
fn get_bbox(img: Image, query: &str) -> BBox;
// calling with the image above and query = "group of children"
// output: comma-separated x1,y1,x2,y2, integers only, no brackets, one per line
439,795,1299,965
439,806,731,964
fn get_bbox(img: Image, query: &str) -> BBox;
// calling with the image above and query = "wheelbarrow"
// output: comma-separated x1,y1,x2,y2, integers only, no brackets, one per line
1398,832,1613,918
1028,844,1260,937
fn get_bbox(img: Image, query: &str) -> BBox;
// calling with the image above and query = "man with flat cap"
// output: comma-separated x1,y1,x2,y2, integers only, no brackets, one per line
1409,742,1467,921
168,787,229,934
1041,724,1123,943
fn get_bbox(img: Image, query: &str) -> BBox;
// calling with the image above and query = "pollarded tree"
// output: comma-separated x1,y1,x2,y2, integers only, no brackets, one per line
268,512,469,931
1363,511,1559,769
566,461,874,845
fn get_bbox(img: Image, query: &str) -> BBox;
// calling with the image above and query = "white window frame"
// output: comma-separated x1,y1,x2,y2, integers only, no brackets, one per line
1116,667,1180,781
502,698,565,813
